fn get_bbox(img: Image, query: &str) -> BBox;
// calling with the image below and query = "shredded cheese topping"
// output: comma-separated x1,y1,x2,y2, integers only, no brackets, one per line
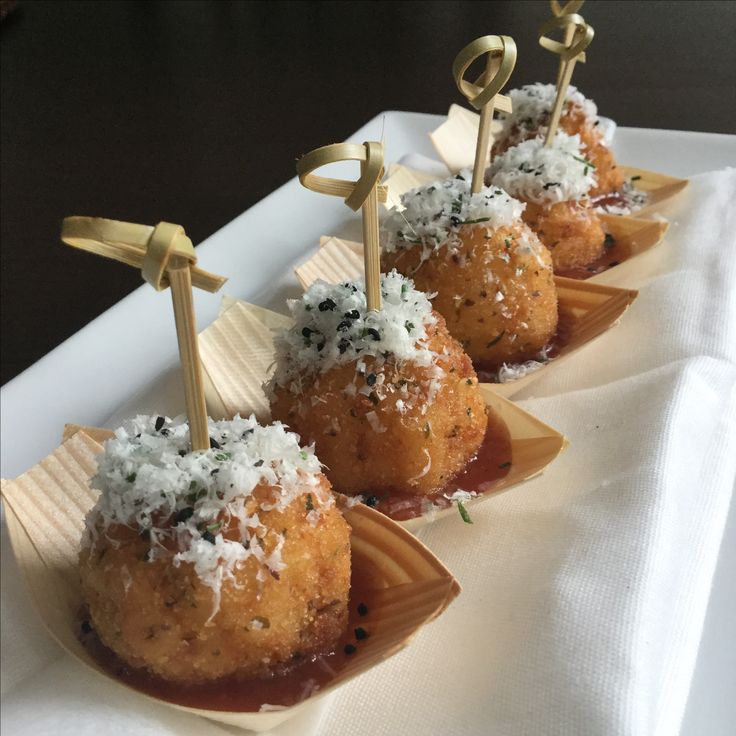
381,174,524,260
497,83,598,146
488,132,597,204
271,271,439,389
85,415,332,618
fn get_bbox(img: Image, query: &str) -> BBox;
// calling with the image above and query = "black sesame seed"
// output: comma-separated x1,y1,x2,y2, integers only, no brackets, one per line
318,298,337,312
337,320,352,332
155,416,165,431
174,507,195,524
202,531,216,544
364,495,379,508
344,309,360,320
254,459,264,467
357,602,369,616
344,644,357,655
209,437,221,450
338,338,351,354
366,373,377,386
301,327,314,338
366,328,381,341
354,627,368,640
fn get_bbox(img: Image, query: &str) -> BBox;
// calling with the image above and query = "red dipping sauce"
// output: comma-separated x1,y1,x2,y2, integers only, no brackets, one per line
80,571,376,712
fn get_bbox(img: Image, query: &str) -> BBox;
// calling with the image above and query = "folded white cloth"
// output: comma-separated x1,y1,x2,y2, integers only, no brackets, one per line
2,168,735,736
310,169,736,736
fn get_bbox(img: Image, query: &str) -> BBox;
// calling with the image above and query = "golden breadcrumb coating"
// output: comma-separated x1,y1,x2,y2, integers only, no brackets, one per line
271,313,487,496
382,224,558,370
80,479,350,683
522,200,606,273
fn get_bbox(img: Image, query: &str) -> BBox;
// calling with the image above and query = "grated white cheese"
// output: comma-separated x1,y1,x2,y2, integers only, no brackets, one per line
86,414,333,620
444,489,478,503
592,179,649,215
270,271,440,397
381,173,524,259
488,132,597,205
497,83,598,146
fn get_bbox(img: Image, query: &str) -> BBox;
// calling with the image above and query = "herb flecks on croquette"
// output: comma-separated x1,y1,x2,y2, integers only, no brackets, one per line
86,414,332,617
489,132,597,205
496,83,598,147
270,271,444,410
381,175,524,260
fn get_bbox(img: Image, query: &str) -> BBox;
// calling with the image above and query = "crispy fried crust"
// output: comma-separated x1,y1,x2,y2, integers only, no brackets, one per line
271,313,488,496
382,224,558,369
80,479,351,683
522,200,606,272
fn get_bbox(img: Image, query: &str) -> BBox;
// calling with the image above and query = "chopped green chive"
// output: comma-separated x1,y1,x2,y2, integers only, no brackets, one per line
457,500,473,524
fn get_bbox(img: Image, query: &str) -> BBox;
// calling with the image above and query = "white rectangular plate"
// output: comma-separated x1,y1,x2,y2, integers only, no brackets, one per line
2,112,735,735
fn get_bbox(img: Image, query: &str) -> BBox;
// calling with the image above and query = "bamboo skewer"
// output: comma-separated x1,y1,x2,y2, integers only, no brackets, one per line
296,141,387,311
539,13,594,146
551,0,587,87
360,157,382,311
452,35,517,194
167,258,210,450
60,217,226,451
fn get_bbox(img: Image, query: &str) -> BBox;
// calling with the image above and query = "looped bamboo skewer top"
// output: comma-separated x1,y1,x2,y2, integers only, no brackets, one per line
60,217,226,451
549,0,587,80
452,35,517,193
297,141,388,211
538,13,594,146
61,217,226,292
297,141,387,311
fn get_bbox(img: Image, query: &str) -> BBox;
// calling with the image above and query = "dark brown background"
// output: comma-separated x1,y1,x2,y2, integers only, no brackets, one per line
2,0,735,385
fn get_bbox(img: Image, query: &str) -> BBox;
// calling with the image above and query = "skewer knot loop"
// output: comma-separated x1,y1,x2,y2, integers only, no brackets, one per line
452,35,517,111
296,141,388,212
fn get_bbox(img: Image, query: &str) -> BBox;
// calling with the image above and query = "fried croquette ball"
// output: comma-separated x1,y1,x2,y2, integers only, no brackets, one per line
522,200,605,272
381,175,557,369
492,83,624,197
384,223,557,369
79,415,350,683
489,133,605,273
268,272,487,496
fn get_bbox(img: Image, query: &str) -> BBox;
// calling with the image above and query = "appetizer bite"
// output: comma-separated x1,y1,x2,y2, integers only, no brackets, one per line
269,271,488,496
80,414,350,683
488,132,606,273
380,176,558,371
492,83,624,198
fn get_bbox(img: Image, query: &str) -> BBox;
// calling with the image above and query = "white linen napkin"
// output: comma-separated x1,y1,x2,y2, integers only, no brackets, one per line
308,168,736,736
2,168,735,736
